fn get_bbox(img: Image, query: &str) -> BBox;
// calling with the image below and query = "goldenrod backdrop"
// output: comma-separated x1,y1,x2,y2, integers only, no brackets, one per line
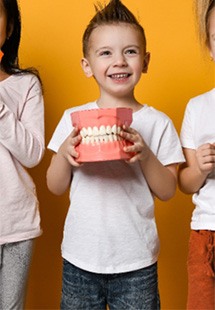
18,0,214,309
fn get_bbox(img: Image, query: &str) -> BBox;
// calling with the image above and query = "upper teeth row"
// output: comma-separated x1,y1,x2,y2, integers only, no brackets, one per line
80,125,121,138
112,73,128,78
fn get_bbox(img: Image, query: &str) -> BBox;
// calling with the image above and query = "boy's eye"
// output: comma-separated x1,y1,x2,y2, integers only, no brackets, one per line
125,49,138,55
99,50,111,56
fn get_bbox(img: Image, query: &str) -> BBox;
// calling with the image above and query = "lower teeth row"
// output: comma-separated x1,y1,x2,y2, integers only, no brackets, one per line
81,134,123,144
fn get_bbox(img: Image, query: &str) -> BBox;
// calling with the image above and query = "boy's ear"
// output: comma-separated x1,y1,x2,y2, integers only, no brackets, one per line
81,58,93,78
209,49,214,62
142,52,150,73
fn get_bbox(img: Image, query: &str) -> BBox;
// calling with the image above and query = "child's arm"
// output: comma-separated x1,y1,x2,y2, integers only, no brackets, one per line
178,143,215,194
46,128,82,195
120,125,177,201
0,77,44,168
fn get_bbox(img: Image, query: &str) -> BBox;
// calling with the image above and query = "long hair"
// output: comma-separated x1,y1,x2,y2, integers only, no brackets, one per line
82,0,146,57
1,0,41,81
195,0,215,47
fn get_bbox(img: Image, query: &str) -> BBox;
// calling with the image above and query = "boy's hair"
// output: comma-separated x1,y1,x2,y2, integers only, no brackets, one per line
82,0,147,57
195,0,215,47
1,0,41,81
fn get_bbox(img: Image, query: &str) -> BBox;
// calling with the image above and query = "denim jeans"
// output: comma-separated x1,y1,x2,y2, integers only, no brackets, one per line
61,259,160,310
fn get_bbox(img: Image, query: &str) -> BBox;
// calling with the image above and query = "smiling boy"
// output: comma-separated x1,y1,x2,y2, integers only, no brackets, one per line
47,1,184,309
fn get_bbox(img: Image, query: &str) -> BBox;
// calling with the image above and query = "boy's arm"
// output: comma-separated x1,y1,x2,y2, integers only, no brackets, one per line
139,150,177,201
120,125,177,201
46,128,82,195
178,144,215,194
46,153,73,196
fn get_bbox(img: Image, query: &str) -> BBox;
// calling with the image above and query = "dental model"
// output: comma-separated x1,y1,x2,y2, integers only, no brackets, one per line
71,107,133,162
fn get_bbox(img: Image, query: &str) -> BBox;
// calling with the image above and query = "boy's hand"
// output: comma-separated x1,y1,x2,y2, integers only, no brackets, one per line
196,143,215,176
58,127,82,167
120,125,151,163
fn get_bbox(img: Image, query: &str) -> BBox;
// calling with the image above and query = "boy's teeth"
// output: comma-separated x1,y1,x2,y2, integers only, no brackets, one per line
111,73,128,78
80,125,122,144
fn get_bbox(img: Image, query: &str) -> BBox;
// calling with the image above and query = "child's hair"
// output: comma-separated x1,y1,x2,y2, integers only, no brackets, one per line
195,0,215,47
82,0,147,57
1,0,41,81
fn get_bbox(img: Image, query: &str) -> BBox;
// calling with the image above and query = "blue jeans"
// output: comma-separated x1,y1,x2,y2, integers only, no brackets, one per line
61,259,160,310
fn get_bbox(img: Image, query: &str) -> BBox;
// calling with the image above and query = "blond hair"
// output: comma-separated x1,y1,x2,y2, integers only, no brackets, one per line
195,0,215,47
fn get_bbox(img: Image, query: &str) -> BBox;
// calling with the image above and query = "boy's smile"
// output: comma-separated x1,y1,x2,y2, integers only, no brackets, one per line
81,23,150,103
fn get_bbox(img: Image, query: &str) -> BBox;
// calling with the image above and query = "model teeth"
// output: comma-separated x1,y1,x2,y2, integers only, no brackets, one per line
80,125,122,144
92,126,99,136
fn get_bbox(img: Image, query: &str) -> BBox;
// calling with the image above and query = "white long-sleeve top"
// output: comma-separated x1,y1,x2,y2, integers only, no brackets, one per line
0,73,45,245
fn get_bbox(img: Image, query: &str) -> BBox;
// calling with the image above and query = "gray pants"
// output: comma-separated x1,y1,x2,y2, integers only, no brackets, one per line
0,239,33,310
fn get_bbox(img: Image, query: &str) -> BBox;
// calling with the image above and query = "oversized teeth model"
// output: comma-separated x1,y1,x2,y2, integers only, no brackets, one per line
71,107,133,162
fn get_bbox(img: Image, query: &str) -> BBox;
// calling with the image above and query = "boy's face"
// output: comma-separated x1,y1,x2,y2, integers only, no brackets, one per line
209,7,215,61
81,23,150,99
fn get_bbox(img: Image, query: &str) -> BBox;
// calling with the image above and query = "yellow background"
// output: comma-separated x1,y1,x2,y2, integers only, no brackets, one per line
18,0,214,309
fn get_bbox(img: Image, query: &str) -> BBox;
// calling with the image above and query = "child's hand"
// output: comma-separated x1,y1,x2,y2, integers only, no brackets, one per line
120,125,151,163
196,143,215,175
58,127,82,167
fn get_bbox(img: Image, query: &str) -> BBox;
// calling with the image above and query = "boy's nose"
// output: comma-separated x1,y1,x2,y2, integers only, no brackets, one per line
113,54,127,66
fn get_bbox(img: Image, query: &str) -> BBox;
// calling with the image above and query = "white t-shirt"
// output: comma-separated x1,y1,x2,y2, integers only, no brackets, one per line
0,74,44,245
48,101,184,274
180,88,215,231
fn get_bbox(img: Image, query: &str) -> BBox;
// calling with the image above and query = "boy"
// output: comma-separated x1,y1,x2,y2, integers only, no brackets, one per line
47,0,184,309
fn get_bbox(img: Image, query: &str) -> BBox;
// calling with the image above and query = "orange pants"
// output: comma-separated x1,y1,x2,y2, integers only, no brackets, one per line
187,230,215,310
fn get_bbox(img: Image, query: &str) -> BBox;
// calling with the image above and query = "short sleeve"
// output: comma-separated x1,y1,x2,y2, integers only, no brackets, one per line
180,101,195,149
47,110,73,153
156,119,185,166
